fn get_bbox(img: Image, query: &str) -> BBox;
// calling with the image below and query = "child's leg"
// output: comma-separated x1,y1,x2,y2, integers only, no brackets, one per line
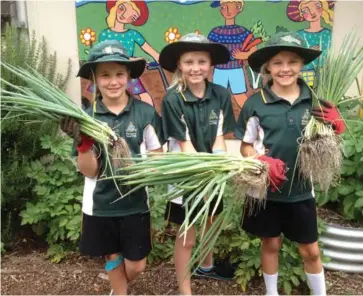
283,199,325,295
121,212,152,283
175,225,196,295
298,242,326,295
261,237,281,295
241,201,282,295
200,218,214,268
262,237,281,274
105,253,127,295
298,242,322,273
124,257,147,282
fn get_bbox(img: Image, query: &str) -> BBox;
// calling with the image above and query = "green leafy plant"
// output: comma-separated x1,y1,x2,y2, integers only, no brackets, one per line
20,135,83,263
317,121,363,220
1,24,72,248
148,185,174,264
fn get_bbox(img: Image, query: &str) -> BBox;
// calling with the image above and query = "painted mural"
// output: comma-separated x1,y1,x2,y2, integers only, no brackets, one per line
76,0,335,120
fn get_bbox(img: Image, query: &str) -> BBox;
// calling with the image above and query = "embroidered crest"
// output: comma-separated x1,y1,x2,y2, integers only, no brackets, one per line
209,110,219,125
125,121,137,138
301,109,311,126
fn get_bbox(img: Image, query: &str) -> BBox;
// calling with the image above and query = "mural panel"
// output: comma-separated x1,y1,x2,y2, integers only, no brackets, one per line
76,0,335,121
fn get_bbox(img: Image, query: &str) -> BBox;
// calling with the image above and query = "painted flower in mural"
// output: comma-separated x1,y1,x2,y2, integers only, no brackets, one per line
164,28,181,44
80,28,96,46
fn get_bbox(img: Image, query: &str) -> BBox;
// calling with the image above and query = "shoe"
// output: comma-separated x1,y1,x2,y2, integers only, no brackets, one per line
194,264,234,281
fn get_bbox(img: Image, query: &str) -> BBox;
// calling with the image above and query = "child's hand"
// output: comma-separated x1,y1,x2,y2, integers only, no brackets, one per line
60,116,94,152
311,99,345,134
257,155,287,192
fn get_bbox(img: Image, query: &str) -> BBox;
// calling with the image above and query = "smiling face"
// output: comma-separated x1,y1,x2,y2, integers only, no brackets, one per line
266,51,304,88
178,51,212,87
95,62,129,101
299,0,323,22
220,1,243,20
116,2,140,24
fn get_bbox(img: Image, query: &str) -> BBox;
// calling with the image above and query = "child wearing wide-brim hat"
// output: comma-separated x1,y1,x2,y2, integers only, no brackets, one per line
159,33,236,294
61,39,165,295
235,31,344,296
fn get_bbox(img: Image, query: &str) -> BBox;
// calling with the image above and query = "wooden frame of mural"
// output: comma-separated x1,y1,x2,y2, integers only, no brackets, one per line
76,0,335,129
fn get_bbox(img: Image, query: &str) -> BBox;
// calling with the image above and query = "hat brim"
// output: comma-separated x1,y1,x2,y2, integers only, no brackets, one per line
248,45,322,73
77,55,146,79
159,42,230,72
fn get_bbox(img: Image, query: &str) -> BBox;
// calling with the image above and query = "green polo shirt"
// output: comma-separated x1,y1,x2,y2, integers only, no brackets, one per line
162,81,235,153
235,78,313,202
74,95,164,217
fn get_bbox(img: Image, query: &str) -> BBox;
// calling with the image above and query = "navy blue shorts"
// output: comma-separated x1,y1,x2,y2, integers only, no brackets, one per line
165,199,224,225
242,198,318,244
80,212,151,260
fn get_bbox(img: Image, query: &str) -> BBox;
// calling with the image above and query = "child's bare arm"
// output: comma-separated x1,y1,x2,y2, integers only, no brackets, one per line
212,135,227,153
240,141,257,157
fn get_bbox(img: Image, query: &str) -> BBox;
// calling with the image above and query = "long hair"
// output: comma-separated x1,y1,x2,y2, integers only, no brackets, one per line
168,69,188,93
320,1,334,26
106,0,141,28
259,63,271,85
298,0,334,27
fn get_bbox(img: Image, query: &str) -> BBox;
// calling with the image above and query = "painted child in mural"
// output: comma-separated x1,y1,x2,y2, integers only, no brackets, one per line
287,0,334,85
99,0,160,106
208,0,259,109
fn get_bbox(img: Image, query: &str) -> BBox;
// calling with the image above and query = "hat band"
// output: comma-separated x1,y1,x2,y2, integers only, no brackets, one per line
91,52,130,62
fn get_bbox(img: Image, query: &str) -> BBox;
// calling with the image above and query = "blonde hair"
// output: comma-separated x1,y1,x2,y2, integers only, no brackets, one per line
299,0,334,26
168,69,188,93
259,63,271,84
107,0,140,28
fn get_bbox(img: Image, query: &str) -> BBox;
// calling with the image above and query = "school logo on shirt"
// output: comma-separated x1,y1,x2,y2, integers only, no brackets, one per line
125,121,137,138
209,110,219,125
301,109,311,126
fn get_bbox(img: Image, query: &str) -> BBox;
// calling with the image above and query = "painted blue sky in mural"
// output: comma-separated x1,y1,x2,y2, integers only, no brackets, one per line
75,0,281,8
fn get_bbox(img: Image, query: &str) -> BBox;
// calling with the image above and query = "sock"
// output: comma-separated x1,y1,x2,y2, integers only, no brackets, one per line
306,269,326,296
263,272,279,295
199,264,214,272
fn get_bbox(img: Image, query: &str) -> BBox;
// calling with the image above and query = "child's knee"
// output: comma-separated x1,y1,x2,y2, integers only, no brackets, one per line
128,259,146,274
262,237,281,253
176,235,195,249
105,253,124,272
299,243,321,263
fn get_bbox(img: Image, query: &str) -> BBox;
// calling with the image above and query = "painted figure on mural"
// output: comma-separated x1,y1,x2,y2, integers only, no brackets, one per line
99,0,160,106
208,0,260,109
287,0,334,85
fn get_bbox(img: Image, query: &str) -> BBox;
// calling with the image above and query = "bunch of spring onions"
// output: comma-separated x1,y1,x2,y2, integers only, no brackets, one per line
1,62,131,172
103,152,268,269
298,33,363,192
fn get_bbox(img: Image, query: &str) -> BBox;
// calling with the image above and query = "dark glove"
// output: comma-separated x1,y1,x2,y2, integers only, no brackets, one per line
311,99,345,135
257,155,287,192
60,116,94,153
